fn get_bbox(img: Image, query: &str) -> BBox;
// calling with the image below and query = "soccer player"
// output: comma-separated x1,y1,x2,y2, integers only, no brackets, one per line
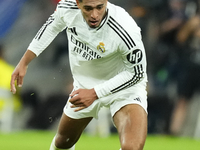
10,0,148,150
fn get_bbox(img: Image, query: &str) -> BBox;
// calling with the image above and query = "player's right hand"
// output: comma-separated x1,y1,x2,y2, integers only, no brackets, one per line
10,64,28,94
69,88,98,112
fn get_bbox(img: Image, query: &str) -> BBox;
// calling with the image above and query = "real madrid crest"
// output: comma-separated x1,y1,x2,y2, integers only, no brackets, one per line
97,42,105,53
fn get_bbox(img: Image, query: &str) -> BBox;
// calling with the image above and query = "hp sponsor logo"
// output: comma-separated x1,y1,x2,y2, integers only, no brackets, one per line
127,49,143,64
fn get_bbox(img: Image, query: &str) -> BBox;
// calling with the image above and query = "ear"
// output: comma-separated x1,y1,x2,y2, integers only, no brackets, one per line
76,0,81,9
76,0,80,8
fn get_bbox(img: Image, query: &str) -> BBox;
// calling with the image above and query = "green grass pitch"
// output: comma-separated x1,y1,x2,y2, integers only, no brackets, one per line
0,130,200,150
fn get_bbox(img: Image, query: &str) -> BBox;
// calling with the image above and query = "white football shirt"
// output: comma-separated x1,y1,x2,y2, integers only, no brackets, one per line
28,0,148,99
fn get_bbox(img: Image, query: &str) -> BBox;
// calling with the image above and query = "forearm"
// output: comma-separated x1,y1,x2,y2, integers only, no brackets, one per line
94,66,146,99
18,50,36,67
10,50,36,94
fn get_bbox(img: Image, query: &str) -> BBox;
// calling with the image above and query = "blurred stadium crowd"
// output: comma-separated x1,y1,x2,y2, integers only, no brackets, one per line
1,0,200,138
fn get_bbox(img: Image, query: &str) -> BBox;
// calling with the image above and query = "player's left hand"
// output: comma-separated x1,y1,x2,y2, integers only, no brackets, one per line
69,88,98,112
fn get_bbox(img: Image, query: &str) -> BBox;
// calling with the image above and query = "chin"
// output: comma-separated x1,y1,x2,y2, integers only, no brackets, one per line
90,25,97,28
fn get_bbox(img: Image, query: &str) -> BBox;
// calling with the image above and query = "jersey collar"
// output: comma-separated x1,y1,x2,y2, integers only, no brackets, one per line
96,8,109,31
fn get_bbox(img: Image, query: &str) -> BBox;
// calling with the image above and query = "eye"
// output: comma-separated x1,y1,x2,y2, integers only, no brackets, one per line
84,6,93,11
96,5,103,10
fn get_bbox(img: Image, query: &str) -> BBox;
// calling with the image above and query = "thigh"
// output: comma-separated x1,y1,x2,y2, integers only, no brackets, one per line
55,113,93,148
113,104,147,150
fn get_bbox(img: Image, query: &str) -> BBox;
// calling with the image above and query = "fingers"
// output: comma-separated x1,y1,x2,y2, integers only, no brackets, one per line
69,94,78,103
74,107,85,112
68,89,94,112
10,74,17,94
69,97,86,112
10,73,23,94
70,103,85,112
17,74,23,88
69,90,79,104
70,90,79,97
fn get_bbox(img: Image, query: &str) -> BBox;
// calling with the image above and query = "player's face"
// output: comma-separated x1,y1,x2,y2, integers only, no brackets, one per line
76,0,108,28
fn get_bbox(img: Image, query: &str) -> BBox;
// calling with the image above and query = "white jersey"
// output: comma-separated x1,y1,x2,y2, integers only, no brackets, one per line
28,0,148,99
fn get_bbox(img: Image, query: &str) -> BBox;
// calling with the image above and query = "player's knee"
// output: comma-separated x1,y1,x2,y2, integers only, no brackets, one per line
54,134,75,149
121,141,145,150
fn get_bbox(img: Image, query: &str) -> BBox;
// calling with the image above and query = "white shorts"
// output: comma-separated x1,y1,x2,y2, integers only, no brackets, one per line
63,81,148,119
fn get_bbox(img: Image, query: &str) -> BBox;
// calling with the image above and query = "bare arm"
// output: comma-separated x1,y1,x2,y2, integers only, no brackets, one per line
10,50,36,94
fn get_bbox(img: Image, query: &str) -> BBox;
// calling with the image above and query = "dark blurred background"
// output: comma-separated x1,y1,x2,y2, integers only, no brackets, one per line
1,0,200,138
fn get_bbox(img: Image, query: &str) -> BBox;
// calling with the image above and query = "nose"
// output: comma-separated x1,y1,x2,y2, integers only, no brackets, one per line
91,9,98,19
